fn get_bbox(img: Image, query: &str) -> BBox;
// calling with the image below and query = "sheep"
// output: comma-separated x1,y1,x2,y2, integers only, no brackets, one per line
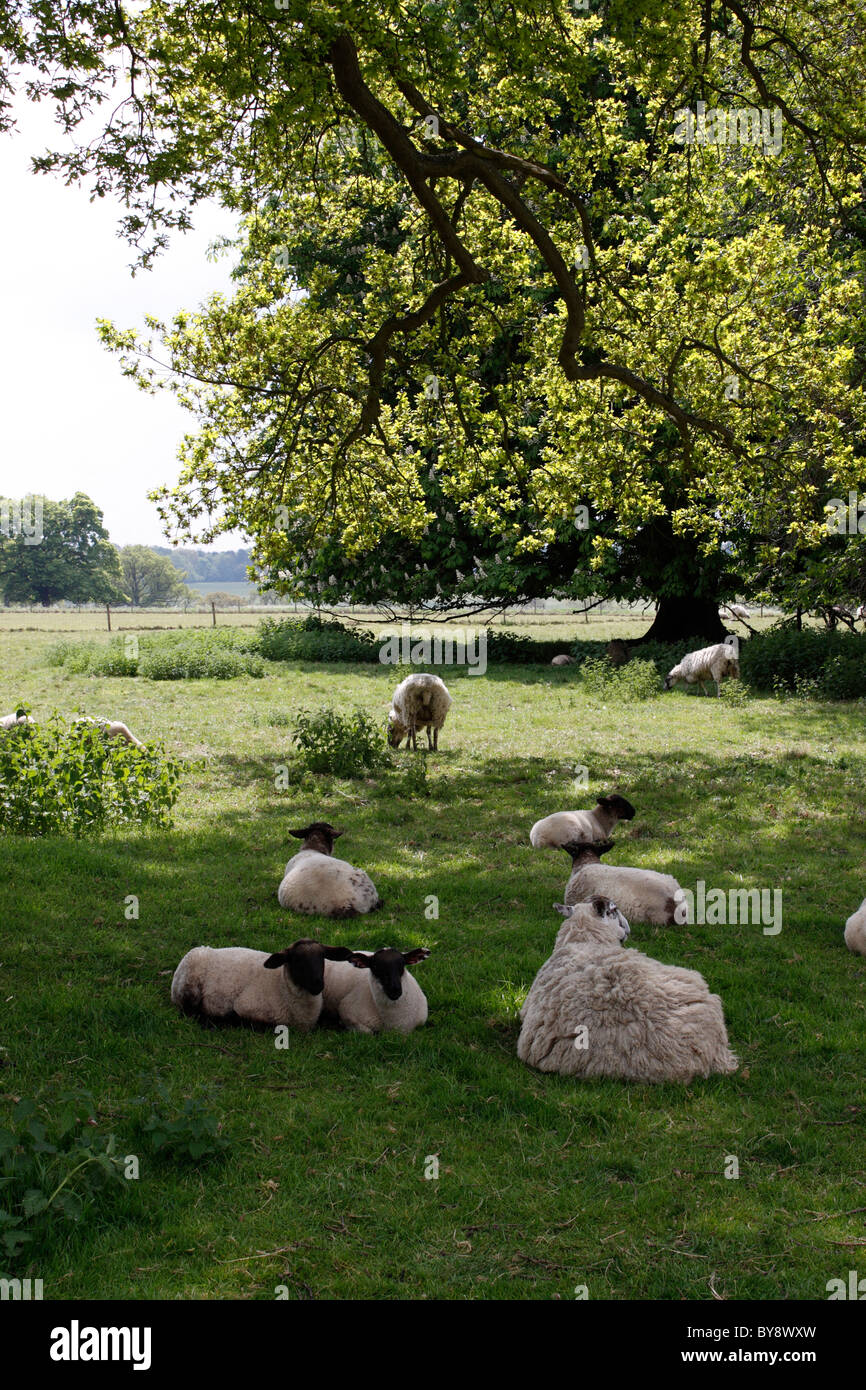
72,715,144,748
529,794,636,850
387,672,452,751
322,946,431,1033
720,603,750,623
170,938,355,1030
561,839,681,926
277,822,382,917
550,654,573,666
844,898,866,956
516,896,738,1082
664,641,740,696
0,709,33,730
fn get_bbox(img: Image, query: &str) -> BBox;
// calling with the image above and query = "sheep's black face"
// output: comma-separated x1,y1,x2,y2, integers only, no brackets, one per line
285,939,327,995
600,794,636,821
369,948,406,1001
663,675,674,690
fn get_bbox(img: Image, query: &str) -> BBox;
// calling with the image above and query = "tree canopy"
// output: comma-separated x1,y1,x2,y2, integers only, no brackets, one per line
0,492,126,606
118,544,191,606
3,2,865,629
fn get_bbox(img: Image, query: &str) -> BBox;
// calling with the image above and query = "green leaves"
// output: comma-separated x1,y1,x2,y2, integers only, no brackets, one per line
292,705,387,777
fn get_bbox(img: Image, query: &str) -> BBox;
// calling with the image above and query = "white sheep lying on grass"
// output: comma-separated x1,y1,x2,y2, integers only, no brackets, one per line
323,946,431,1033
844,898,866,955
530,794,635,849
387,672,452,751
72,716,144,748
171,939,355,1029
277,822,382,917
664,641,740,697
562,840,681,926
517,897,738,1082
0,709,33,730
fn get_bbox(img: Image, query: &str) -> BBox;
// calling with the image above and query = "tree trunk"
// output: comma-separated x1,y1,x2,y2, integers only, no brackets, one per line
633,595,726,645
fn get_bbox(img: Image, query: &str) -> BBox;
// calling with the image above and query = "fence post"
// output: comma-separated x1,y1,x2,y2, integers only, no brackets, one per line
106,605,111,632
211,600,217,627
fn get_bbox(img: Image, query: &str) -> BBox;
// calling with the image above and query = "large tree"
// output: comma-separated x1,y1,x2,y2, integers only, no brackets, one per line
118,544,191,607
4,2,865,637
0,493,126,607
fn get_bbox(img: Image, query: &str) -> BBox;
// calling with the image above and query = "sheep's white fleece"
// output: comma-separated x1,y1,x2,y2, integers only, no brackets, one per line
531,804,624,849
278,849,380,916
388,672,452,749
565,856,682,926
844,898,866,955
73,716,144,748
171,946,322,1030
517,903,737,1082
666,642,739,695
721,603,750,622
0,712,32,730
323,954,429,1033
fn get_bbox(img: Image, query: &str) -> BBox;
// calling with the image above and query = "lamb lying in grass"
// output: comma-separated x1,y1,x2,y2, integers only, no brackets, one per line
323,946,431,1033
171,939,355,1030
530,794,635,850
664,642,740,697
844,898,866,955
72,716,144,748
517,897,738,1082
387,672,452,751
562,840,681,925
0,709,33,730
277,822,382,917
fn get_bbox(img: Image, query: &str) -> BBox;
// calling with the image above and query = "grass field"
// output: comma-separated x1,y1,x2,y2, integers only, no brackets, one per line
1,616,864,1301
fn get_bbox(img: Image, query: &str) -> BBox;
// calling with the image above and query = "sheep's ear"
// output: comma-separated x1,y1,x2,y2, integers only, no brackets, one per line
263,951,289,969
330,829,344,839
553,903,570,916
402,947,430,965
288,827,309,839
348,952,373,970
595,839,615,856
322,946,354,961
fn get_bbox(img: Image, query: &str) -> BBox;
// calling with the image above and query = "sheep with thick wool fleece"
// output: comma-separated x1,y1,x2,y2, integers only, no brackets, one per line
0,710,33,730
664,641,740,696
562,840,681,925
387,672,452,751
323,946,431,1033
171,939,356,1029
530,794,635,850
277,822,382,917
517,897,738,1082
71,715,144,747
844,898,866,956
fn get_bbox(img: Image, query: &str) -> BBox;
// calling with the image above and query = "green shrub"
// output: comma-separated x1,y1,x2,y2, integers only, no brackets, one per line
137,1085,229,1164
46,628,265,681
257,615,379,663
0,710,183,835
292,706,386,777
46,637,138,676
0,1092,127,1264
739,623,866,698
579,657,661,701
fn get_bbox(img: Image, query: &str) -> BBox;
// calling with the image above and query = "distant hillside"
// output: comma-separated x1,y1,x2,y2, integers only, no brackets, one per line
152,546,252,583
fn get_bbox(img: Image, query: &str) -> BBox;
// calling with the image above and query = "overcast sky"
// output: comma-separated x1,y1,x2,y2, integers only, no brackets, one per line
0,95,242,549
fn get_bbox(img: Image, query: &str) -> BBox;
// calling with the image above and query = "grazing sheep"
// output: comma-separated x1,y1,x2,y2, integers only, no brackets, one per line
562,840,681,926
530,794,636,850
387,672,452,751
171,939,355,1030
516,897,738,1082
72,715,144,748
664,641,740,696
323,946,431,1033
277,822,382,917
550,654,573,667
0,709,33,730
844,899,866,956
720,603,750,623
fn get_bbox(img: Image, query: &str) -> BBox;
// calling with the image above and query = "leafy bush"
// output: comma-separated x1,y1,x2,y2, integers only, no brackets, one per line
257,614,380,663
138,1085,229,1163
739,623,866,699
0,1092,127,1263
292,706,386,777
47,628,266,680
0,710,183,835
46,636,138,677
579,657,661,701
139,638,265,680
483,630,569,664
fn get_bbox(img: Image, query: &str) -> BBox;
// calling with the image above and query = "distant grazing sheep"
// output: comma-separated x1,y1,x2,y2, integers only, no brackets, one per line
550,654,573,667
387,672,452,751
323,946,431,1033
516,897,737,1082
720,603,750,623
562,839,681,926
277,822,382,917
664,642,740,697
171,939,355,1030
844,899,866,956
530,794,636,850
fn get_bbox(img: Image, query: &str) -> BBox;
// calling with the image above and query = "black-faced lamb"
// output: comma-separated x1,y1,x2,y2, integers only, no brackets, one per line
171,938,355,1030
664,641,740,696
387,672,452,750
0,709,33,730
844,898,866,956
323,946,431,1033
530,794,636,850
277,822,382,917
561,839,681,925
516,897,738,1082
